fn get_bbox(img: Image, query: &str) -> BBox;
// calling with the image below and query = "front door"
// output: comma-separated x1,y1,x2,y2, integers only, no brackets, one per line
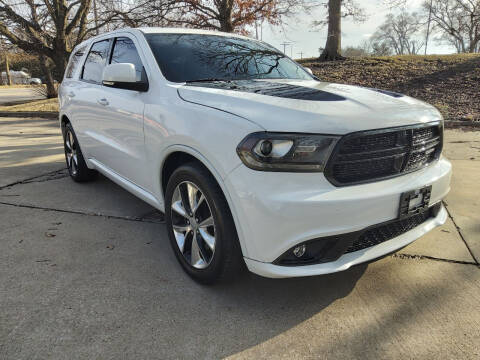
74,35,150,190
91,36,150,190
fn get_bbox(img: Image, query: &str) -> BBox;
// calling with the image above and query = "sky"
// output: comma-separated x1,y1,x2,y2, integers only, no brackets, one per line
259,0,455,58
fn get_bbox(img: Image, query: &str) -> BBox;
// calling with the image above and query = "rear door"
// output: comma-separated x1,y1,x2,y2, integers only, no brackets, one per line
60,43,87,129
72,38,112,159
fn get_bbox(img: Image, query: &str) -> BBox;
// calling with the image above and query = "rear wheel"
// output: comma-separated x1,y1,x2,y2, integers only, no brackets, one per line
63,122,97,182
165,162,243,284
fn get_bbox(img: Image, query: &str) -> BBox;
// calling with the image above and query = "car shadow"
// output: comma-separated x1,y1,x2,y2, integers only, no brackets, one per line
208,264,367,357
146,226,367,358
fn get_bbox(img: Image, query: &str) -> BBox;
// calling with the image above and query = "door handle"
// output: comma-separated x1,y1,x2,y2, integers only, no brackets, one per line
97,98,109,106
67,91,75,98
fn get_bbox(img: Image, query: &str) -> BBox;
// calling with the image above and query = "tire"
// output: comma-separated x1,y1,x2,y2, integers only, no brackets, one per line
165,162,244,284
63,122,97,182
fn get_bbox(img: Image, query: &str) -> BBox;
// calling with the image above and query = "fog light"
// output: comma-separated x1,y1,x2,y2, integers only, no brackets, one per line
293,244,306,258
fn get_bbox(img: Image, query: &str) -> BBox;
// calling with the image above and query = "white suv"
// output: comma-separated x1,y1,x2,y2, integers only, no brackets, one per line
59,28,452,283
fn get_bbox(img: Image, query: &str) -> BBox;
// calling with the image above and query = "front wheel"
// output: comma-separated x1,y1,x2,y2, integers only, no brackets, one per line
165,163,243,284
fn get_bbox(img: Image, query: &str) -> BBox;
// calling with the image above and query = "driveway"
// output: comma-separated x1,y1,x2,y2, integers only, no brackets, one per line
0,87,45,105
0,116,479,359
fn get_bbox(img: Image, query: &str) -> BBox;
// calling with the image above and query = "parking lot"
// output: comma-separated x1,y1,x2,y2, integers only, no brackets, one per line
0,116,479,359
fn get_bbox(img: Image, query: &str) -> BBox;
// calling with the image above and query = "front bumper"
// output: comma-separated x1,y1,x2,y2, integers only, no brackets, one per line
224,156,452,277
245,204,447,278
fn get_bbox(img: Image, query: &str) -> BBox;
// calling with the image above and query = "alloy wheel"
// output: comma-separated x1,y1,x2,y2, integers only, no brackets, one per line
65,130,78,176
170,181,216,269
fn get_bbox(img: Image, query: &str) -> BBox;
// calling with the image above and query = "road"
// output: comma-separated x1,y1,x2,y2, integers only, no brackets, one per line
0,87,45,105
0,116,479,359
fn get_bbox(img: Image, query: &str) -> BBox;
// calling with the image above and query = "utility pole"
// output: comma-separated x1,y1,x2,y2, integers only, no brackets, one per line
5,53,11,86
298,52,304,59
280,42,291,55
0,36,6,85
0,38,3,85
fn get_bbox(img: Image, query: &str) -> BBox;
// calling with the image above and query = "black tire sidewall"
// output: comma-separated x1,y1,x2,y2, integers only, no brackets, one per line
63,123,96,182
165,163,240,284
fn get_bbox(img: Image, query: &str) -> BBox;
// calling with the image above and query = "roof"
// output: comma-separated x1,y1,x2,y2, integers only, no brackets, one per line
137,27,252,40
73,27,257,52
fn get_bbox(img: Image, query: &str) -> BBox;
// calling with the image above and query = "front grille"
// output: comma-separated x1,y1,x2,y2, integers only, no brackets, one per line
345,208,434,254
325,123,443,186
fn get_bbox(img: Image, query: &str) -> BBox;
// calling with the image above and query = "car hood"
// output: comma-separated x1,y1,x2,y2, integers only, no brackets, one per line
177,79,442,134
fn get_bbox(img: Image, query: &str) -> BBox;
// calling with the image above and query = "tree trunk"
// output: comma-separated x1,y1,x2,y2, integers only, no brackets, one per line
469,40,478,53
218,0,234,32
39,55,57,98
5,54,11,85
320,0,344,61
55,54,69,79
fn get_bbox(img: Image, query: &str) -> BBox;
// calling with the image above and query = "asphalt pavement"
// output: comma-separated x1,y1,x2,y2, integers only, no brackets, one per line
0,116,479,359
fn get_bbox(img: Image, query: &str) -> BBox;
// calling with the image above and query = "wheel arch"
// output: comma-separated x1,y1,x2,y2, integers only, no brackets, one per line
60,114,70,135
159,146,248,257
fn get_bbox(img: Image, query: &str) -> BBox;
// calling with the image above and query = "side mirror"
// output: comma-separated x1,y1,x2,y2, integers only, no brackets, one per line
102,63,148,92
304,67,313,76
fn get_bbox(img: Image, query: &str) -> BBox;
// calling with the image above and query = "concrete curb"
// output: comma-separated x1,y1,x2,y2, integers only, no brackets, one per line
0,111,58,119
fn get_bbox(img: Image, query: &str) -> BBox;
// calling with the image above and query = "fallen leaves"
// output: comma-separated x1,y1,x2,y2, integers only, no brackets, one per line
303,54,480,123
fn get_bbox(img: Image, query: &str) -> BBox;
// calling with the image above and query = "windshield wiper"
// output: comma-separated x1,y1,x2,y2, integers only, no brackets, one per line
185,78,232,83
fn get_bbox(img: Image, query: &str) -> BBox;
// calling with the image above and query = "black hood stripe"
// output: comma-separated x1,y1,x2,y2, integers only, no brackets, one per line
185,80,346,102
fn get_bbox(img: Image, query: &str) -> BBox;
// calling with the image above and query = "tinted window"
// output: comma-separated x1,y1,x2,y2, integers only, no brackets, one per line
82,39,110,83
110,37,144,82
145,34,312,83
65,44,87,79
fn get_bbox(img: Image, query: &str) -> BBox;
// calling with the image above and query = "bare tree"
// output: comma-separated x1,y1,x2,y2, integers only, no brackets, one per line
341,45,367,57
96,0,172,29
0,1,98,79
150,0,305,33
358,38,393,56
0,0,164,97
370,40,394,55
371,11,425,55
423,0,480,53
0,0,97,96
313,0,366,61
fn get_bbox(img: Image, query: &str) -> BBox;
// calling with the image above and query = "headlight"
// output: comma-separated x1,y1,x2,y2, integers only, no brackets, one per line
236,132,340,172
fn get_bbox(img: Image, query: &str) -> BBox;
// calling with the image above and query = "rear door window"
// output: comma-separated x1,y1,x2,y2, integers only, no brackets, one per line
82,39,111,83
65,44,87,79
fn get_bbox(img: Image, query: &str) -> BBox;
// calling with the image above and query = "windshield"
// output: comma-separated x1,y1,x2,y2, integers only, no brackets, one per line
145,33,313,83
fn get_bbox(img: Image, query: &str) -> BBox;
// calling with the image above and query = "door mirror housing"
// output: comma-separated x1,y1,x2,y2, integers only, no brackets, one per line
304,67,313,76
102,63,148,91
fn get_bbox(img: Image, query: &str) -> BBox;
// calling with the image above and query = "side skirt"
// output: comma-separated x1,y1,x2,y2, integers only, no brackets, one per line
88,158,163,211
